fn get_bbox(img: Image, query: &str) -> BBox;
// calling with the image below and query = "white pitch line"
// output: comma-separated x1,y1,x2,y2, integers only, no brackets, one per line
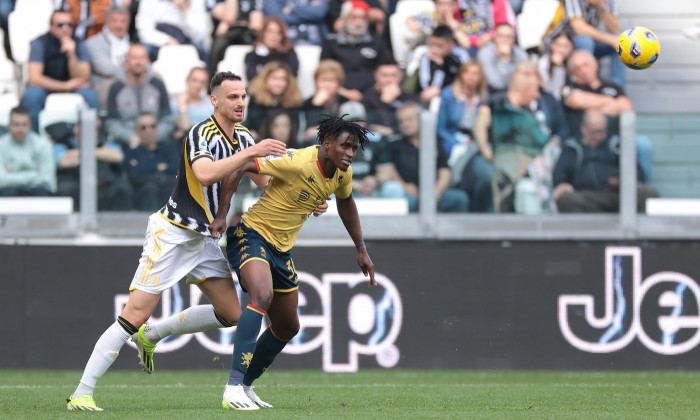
0,383,681,390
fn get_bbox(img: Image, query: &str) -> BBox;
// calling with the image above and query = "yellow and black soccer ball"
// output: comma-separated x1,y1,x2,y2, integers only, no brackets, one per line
617,26,660,70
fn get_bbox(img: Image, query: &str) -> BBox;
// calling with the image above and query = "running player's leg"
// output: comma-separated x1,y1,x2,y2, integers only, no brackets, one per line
69,290,160,409
229,260,273,385
241,290,299,408
222,260,272,410
135,237,240,371
141,276,241,346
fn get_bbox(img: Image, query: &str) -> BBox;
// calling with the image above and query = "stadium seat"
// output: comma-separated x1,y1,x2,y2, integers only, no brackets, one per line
43,93,86,111
390,0,435,68
295,45,321,99
14,0,54,16
0,92,19,114
0,55,18,103
7,10,50,65
217,45,252,84
151,45,204,96
394,0,436,15
516,0,560,51
405,45,428,79
38,108,79,137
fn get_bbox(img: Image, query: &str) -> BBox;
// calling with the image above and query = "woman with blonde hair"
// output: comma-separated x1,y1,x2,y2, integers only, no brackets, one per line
245,61,303,137
438,60,494,213
437,60,487,159
244,17,299,82
301,59,347,144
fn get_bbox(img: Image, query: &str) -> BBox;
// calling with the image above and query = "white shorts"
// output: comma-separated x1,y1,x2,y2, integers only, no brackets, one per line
129,213,232,294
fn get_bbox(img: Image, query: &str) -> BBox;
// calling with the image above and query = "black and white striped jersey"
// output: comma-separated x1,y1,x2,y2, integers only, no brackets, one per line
159,115,256,235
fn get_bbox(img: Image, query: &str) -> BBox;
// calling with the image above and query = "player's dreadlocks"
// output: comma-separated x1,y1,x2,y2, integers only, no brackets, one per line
316,114,371,150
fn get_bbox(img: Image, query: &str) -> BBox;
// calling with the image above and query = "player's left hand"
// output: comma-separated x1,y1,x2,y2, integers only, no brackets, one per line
313,198,329,217
209,217,227,239
357,248,376,287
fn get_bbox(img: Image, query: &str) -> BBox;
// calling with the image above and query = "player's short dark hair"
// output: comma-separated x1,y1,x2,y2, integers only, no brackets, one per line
316,114,371,151
431,25,454,42
210,71,243,93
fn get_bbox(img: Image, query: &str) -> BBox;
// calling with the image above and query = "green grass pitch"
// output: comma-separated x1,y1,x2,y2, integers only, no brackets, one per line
1,370,698,419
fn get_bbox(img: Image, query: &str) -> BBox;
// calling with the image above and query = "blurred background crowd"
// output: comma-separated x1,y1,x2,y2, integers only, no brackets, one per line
0,0,675,214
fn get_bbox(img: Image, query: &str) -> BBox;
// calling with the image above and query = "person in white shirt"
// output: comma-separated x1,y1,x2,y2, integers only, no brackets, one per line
85,5,132,109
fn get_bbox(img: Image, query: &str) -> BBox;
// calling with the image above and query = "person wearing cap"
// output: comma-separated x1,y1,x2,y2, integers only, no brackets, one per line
320,0,392,101
326,0,386,35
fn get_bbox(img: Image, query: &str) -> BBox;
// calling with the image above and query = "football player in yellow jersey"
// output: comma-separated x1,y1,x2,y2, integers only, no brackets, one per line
67,72,288,412
213,114,376,410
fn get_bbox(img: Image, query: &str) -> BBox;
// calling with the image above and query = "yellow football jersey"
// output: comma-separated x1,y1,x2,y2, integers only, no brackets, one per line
241,145,353,252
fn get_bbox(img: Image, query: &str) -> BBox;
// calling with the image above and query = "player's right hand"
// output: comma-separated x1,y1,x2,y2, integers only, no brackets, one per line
209,217,227,239
251,139,287,157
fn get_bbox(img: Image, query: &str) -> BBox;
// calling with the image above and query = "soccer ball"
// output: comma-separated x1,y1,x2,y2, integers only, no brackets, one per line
616,26,660,70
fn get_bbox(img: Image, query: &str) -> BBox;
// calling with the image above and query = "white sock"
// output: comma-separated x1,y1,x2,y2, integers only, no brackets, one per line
73,321,131,397
145,304,228,344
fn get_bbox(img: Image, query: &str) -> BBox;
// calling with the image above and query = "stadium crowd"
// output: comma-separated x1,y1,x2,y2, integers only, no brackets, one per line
0,0,657,213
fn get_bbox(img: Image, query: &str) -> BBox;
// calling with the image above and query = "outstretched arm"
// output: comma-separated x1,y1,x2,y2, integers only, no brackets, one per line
337,195,376,286
192,139,285,186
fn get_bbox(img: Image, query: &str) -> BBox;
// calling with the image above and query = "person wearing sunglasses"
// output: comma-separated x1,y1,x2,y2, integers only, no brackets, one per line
122,112,180,211
21,10,99,132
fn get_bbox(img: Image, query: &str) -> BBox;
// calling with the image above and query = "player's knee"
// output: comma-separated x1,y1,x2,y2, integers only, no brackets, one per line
273,321,299,341
249,290,274,310
215,307,241,327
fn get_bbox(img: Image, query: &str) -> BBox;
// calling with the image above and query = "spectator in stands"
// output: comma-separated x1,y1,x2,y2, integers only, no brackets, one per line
105,44,175,144
21,10,99,132
553,111,658,213
562,50,653,181
0,106,55,196
123,112,179,211
410,26,469,103
85,5,131,109
338,101,384,197
376,102,469,213
437,60,493,213
437,60,487,159
258,110,299,148
208,0,264,76
244,16,299,82
50,120,133,211
135,0,211,64
264,0,328,46
327,0,386,35
537,30,574,102
245,61,302,138
55,0,111,40
321,0,392,100
456,0,496,56
301,59,347,144
474,62,565,213
405,0,466,52
361,58,419,137
477,22,528,94
543,0,625,87
173,66,214,141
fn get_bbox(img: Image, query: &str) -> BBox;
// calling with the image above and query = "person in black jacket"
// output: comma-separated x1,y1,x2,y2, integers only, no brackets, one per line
320,0,392,101
552,111,658,213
